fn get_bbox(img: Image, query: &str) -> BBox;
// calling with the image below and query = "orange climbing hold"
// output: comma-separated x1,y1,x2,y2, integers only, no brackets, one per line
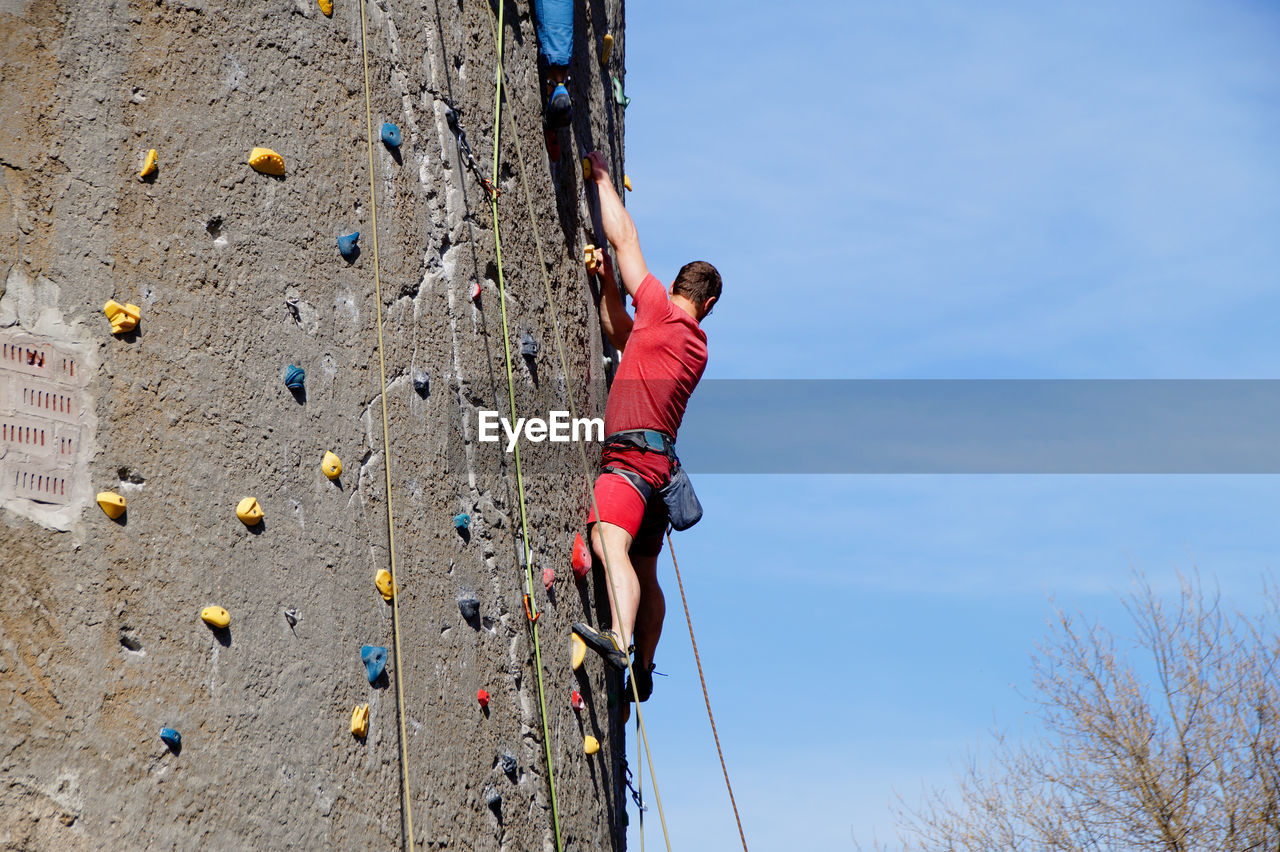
571,532,591,580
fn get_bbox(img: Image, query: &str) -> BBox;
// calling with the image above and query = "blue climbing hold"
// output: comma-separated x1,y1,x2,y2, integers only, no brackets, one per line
458,596,480,621
485,788,502,810
413,371,430,396
361,645,388,683
500,750,517,777
453,513,470,532
338,232,360,259
160,727,181,750
381,122,402,148
520,333,538,357
284,365,306,391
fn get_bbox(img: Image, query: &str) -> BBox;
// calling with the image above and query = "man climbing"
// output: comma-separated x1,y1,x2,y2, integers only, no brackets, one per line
573,151,722,703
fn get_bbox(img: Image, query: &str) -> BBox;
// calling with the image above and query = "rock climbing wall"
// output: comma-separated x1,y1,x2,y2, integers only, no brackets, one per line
0,0,631,848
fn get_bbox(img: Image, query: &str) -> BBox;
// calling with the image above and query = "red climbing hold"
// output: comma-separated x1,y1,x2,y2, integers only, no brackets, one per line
571,532,591,580
570,690,585,711
542,567,555,591
470,281,482,301
477,689,490,708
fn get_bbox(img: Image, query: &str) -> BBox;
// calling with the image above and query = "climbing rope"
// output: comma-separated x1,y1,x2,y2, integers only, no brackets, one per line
356,0,415,847
667,532,749,851
482,3,565,850
477,3,673,849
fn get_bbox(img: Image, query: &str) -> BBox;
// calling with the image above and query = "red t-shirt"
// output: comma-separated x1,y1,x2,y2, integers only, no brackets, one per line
601,274,708,486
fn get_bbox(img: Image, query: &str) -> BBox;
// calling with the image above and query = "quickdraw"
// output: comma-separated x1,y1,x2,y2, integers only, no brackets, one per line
446,106,501,199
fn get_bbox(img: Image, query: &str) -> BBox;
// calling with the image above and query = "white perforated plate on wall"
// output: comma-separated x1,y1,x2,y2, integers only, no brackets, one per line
0,330,95,529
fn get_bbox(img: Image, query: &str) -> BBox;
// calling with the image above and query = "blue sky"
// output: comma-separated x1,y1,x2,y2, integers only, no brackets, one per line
612,1,1280,848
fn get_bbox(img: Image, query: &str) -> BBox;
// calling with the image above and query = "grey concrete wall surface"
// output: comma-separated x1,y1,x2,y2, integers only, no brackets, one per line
0,0,632,848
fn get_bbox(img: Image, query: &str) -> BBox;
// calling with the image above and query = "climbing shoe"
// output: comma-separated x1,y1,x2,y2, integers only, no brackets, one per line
625,662,655,703
572,622,629,671
546,82,572,129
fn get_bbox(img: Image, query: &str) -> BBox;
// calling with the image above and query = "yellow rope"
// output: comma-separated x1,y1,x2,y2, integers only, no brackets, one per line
356,2,414,847
484,3,564,849
478,4,672,848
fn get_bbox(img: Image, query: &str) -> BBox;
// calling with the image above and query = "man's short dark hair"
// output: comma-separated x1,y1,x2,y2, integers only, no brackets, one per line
671,260,722,307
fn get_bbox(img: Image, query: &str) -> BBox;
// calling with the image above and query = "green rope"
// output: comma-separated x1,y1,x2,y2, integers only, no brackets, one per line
485,3,563,849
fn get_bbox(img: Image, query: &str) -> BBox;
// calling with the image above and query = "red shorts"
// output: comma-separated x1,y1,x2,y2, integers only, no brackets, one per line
586,448,670,557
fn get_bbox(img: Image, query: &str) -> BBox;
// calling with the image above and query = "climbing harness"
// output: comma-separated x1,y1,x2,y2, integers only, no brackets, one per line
356,0,415,845
477,4,673,849
667,531,749,852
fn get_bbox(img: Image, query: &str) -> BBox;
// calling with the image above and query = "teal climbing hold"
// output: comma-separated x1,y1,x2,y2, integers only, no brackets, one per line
160,727,181,750
361,645,388,683
453,513,470,532
338,232,359,260
611,75,630,108
284,365,305,391
381,122,401,147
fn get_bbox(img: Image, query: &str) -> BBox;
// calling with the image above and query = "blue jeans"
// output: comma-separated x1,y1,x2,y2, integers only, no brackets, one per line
533,0,573,67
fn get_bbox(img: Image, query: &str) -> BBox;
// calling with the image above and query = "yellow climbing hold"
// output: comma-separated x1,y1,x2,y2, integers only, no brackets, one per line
571,633,586,671
103,300,141,334
96,491,126,519
322,451,342,480
317,0,332,16
584,244,602,275
623,174,632,192
200,606,230,629
248,147,285,176
350,703,369,738
584,735,600,755
600,33,614,67
582,157,592,181
236,497,264,526
375,569,397,601
139,148,158,180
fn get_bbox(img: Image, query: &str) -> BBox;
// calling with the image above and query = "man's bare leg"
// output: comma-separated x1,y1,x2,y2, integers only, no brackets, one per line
631,552,664,670
590,520,639,650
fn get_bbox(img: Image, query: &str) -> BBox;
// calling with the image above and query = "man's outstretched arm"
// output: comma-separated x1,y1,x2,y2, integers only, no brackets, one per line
585,151,649,299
